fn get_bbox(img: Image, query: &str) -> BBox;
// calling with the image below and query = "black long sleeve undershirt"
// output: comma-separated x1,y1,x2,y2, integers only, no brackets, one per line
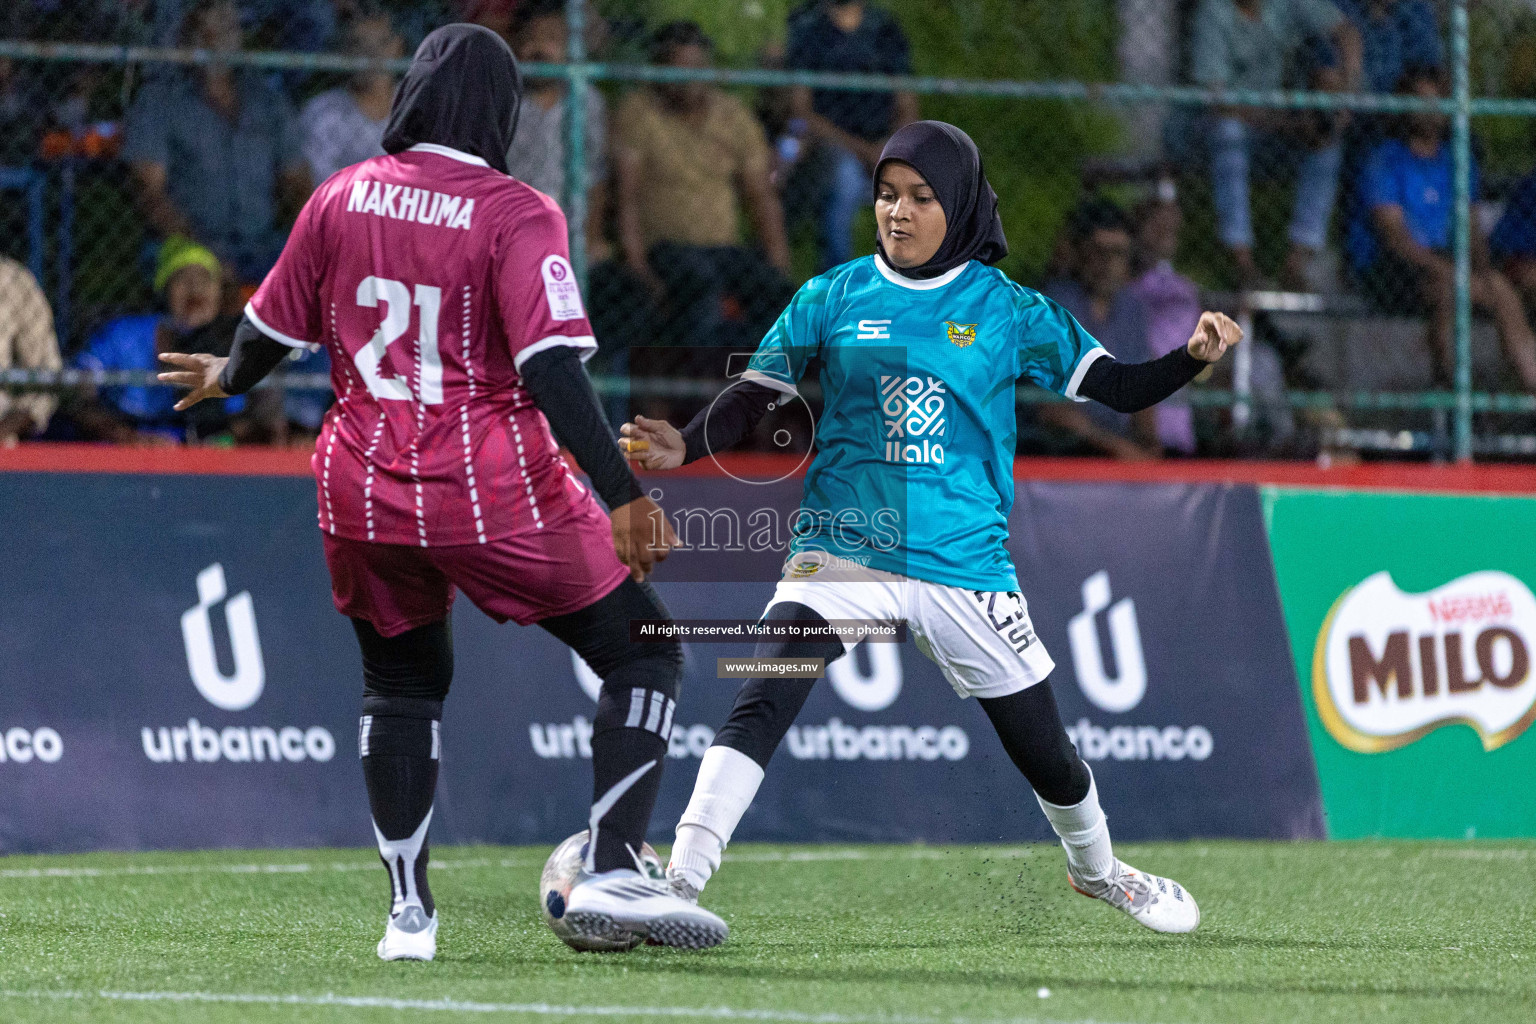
1076,346,1206,413
217,314,293,395
675,349,1206,461
678,381,781,465
519,346,646,511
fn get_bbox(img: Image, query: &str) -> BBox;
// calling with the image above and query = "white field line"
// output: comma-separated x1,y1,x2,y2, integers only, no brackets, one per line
0,843,1525,881
0,848,1055,881
0,857,511,880
0,989,1143,1024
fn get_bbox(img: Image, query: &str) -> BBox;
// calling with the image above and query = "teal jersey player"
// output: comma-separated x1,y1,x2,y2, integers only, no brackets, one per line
742,254,1106,591
622,121,1241,941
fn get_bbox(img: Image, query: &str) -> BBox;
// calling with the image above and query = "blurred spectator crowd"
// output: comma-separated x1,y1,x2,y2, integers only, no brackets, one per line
2,0,1536,458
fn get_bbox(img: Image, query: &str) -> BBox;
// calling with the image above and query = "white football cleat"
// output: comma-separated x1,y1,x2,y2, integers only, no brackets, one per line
564,868,727,949
377,903,438,961
1068,860,1199,934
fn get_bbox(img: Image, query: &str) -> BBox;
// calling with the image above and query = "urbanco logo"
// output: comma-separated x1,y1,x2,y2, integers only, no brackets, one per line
181,563,264,711
1068,571,1146,713
788,642,972,762
1313,570,1536,753
539,641,964,763
143,564,334,764
1064,572,1213,763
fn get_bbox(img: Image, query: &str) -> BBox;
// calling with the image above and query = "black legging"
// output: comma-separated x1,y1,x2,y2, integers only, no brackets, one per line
711,601,1091,807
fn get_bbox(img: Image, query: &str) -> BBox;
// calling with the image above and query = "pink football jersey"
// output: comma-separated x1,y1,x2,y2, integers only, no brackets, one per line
247,143,600,546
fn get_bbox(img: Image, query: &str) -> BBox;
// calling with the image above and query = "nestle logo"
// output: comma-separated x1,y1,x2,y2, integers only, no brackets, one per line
1428,591,1513,625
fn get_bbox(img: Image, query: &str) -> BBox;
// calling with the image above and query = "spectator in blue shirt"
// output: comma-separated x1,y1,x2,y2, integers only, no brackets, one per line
1349,67,1536,390
1331,2,1443,276
72,239,255,443
123,0,312,286
785,1,918,269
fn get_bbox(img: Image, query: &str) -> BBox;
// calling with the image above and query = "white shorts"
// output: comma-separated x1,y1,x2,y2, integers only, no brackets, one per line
768,552,1056,700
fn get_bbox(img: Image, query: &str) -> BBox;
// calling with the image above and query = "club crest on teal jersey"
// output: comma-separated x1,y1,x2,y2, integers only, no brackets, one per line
944,321,977,347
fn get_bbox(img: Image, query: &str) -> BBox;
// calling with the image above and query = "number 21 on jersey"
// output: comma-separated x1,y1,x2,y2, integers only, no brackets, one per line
355,275,443,404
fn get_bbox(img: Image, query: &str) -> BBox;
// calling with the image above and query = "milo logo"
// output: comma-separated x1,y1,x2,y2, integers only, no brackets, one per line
1313,570,1536,753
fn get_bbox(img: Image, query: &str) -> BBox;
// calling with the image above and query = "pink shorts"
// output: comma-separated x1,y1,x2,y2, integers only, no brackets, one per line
323,506,629,637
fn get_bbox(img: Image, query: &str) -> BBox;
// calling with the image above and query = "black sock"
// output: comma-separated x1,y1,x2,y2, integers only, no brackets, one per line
588,686,671,872
361,702,440,916
977,677,1091,807
539,579,684,874
351,618,452,918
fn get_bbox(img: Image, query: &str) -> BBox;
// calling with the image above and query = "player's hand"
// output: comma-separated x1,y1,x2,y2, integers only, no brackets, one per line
618,416,686,471
611,494,679,582
157,352,231,411
1186,311,1243,363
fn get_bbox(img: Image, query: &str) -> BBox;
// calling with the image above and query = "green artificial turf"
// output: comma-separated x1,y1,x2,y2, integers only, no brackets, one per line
0,841,1531,1024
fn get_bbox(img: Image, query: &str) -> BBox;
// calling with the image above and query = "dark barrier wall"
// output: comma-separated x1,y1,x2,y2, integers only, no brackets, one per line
0,470,1321,853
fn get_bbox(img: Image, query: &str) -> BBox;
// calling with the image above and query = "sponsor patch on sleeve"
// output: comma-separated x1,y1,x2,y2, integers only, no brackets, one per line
541,254,585,321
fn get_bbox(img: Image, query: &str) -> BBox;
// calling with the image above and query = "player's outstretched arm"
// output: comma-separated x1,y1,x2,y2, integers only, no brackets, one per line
1077,311,1242,414
620,381,779,470
156,315,291,410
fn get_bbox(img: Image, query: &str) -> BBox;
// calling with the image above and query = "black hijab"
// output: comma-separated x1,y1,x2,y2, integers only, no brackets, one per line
873,120,1008,279
382,23,522,175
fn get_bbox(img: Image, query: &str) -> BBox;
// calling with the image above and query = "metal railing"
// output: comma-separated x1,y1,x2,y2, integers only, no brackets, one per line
0,0,1523,460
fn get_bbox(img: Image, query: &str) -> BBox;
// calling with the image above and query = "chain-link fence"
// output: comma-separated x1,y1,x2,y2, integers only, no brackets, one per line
2,1,1534,458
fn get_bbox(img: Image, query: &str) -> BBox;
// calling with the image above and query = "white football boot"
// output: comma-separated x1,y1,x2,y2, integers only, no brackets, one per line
565,868,727,949
377,903,438,961
1068,860,1200,934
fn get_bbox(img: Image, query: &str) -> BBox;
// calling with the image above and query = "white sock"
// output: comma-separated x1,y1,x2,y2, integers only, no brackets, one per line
1035,769,1115,882
669,745,765,891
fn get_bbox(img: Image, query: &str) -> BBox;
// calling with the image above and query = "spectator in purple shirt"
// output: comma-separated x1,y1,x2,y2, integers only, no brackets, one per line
1129,194,1201,454
1133,189,1297,452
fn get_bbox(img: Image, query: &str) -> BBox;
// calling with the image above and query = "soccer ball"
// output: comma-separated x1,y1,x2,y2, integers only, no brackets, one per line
540,829,664,952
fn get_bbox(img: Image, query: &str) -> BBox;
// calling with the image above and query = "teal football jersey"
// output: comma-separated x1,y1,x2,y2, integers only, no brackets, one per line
745,255,1107,591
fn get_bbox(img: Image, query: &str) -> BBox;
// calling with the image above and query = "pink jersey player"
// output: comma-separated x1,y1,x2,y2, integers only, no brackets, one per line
249,145,593,550
159,23,725,956
244,142,633,629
